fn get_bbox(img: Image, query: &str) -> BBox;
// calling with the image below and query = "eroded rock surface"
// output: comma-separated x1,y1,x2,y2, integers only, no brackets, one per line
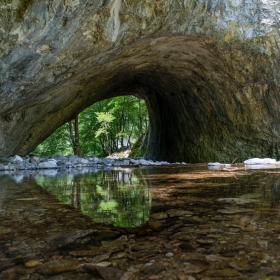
1,0,280,162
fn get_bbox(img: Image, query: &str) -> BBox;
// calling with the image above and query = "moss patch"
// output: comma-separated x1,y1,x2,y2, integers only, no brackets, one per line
129,132,148,158
16,0,34,19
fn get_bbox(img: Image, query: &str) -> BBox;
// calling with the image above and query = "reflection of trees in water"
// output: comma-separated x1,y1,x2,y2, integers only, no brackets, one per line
272,177,280,205
36,168,152,228
211,173,280,208
70,179,81,210
0,176,8,211
141,167,280,209
259,175,280,208
210,173,280,208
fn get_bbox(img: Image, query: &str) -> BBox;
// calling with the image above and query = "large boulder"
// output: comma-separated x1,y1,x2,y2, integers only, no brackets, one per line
1,0,280,162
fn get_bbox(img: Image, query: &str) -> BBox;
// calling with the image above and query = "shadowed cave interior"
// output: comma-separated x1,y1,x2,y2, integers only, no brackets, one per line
2,36,280,162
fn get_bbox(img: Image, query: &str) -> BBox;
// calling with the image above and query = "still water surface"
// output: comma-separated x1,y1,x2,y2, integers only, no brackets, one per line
2,164,280,279
33,165,280,227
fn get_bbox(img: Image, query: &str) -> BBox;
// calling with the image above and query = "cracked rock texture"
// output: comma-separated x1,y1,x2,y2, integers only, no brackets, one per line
1,0,280,162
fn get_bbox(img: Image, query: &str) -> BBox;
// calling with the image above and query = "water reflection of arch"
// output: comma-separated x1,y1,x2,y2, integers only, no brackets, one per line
35,168,152,228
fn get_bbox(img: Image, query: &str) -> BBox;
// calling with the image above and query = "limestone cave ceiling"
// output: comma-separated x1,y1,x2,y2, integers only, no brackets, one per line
0,0,280,162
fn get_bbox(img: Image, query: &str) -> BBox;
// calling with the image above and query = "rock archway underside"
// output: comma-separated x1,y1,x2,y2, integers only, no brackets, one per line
1,0,280,162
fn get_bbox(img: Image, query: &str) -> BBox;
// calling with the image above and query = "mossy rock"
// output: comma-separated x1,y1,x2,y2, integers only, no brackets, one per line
129,132,148,158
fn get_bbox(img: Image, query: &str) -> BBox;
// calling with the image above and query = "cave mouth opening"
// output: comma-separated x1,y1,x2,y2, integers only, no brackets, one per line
32,95,149,157
28,36,229,163
2,35,261,163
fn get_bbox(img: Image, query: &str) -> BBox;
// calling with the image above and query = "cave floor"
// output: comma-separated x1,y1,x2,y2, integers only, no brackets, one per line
1,165,280,279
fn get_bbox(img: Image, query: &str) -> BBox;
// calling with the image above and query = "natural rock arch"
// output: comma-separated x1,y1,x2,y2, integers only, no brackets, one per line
1,0,280,162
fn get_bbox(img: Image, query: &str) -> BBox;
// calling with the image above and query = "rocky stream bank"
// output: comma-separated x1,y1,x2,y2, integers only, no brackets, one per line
0,155,187,172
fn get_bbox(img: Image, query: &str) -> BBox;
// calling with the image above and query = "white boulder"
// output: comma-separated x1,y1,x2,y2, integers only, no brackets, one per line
12,155,24,162
244,158,277,165
208,162,231,167
76,158,89,165
38,160,57,169
138,159,152,165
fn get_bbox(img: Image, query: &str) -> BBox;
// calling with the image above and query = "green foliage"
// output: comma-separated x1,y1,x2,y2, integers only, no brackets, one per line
32,123,71,156
33,96,149,157
36,169,152,227
16,0,34,19
94,112,115,138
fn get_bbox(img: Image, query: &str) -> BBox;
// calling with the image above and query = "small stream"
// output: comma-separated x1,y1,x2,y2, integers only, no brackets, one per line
1,164,280,279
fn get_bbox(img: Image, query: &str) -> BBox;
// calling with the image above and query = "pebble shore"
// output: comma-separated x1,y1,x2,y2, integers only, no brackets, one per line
0,155,187,172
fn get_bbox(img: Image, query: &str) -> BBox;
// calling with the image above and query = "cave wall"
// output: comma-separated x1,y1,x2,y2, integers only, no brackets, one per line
1,0,280,162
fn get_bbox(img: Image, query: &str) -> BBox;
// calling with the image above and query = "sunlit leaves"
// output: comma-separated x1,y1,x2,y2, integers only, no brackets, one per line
33,96,148,156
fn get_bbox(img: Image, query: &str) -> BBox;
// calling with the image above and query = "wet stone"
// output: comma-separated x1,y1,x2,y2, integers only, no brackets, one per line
83,264,124,279
267,270,280,277
206,255,226,262
166,209,194,217
214,259,233,269
182,218,201,225
164,243,174,250
92,230,120,242
229,260,252,271
241,193,262,199
92,252,111,263
131,244,155,251
25,260,41,268
217,208,254,215
148,219,166,230
196,239,214,245
248,252,270,260
0,227,12,234
179,242,195,251
170,232,191,241
95,262,111,267
127,251,155,260
217,198,251,204
49,230,96,249
15,267,35,275
205,268,240,277
227,227,241,233
142,264,166,275
150,212,168,220
182,259,210,274
35,259,80,275
211,216,232,221
197,229,218,235
110,252,127,260
242,227,256,232
0,261,15,272
101,238,135,248
167,223,183,232
69,249,107,257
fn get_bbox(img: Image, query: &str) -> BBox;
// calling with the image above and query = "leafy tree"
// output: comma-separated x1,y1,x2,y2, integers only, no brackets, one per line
32,123,71,156
95,112,115,156
33,96,149,156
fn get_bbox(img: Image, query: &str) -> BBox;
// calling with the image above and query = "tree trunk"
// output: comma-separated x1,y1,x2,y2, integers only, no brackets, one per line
68,116,80,155
74,116,80,155
104,122,111,156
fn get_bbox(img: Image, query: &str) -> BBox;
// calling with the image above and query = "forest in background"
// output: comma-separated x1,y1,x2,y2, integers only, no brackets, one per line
33,96,149,157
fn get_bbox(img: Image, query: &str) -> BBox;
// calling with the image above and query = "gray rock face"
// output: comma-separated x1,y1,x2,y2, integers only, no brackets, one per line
1,0,280,162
